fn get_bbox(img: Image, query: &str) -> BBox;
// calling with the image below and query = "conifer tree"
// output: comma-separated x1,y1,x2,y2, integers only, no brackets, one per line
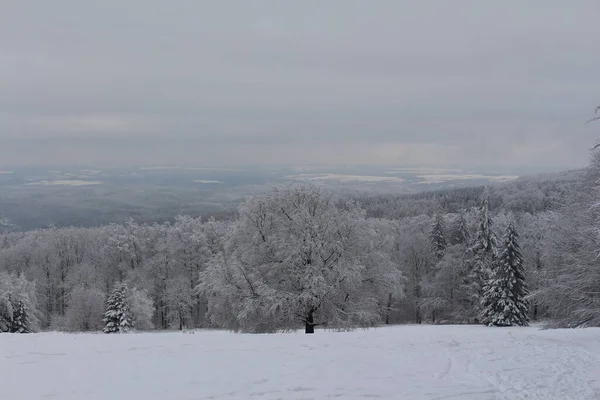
470,188,497,260
450,210,470,245
103,283,132,333
430,213,447,260
466,188,498,319
481,222,529,326
0,273,38,333
11,298,31,333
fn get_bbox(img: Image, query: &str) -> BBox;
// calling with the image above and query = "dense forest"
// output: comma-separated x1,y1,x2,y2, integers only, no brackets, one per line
0,147,597,334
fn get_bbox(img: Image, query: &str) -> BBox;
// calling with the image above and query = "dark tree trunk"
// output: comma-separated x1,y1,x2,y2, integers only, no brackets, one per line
385,293,393,325
305,311,315,334
305,322,315,334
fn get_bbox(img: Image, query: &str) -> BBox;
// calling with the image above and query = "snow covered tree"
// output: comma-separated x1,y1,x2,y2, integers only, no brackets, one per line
430,213,447,260
164,275,194,330
471,188,498,260
103,283,132,333
531,113,600,328
450,210,470,246
0,272,39,333
480,222,529,326
388,216,432,324
65,286,106,332
127,287,155,331
11,298,31,333
198,185,404,334
466,188,498,320
421,243,472,323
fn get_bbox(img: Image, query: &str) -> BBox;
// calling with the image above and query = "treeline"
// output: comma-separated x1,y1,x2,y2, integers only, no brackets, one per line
0,160,597,333
355,173,579,219
0,216,227,332
0,187,553,334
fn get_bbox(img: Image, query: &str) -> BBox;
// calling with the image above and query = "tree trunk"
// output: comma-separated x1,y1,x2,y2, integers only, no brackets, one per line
305,312,315,334
305,322,315,334
385,293,393,325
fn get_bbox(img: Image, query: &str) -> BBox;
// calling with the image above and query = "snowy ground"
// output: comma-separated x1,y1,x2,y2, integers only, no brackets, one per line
2,325,599,400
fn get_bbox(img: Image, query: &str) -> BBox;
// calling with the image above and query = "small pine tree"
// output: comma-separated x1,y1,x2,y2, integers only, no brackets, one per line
103,283,132,333
480,222,530,326
430,213,447,260
11,298,31,333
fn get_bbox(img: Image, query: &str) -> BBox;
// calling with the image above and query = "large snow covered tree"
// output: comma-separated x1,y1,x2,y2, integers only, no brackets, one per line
0,272,39,333
480,222,529,326
198,185,405,334
103,282,132,333
466,188,498,320
531,111,600,327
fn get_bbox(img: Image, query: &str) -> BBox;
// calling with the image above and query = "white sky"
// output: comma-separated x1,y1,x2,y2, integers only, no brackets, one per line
2,1,600,167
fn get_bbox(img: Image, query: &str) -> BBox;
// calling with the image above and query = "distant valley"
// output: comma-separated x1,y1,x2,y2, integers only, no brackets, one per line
0,164,571,231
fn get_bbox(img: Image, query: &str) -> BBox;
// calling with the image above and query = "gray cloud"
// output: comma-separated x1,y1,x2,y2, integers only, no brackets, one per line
2,0,600,168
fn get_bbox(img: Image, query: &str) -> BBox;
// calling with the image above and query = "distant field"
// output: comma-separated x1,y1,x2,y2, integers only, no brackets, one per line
0,164,574,230
2,325,599,400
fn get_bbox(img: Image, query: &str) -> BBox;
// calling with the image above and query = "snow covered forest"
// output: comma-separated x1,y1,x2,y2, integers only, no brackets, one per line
1,146,599,334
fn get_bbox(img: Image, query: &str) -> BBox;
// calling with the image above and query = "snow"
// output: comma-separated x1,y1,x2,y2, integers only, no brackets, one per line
140,167,241,171
385,168,464,174
286,174,404,183
194,180,223,184
1,325,599,400
25,180,103,186
416,174,519,184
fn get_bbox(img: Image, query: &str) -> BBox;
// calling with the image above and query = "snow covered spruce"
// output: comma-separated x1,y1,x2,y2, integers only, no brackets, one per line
103,283,132,333
468,188,498,319
0,272,38,333
198,185,405,333
480,222,529,326
103,283,154,333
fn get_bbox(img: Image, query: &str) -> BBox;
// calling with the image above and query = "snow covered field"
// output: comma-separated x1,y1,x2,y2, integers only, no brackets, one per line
2,325,599,400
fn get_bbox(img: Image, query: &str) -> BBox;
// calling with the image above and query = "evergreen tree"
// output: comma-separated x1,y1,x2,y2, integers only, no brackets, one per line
466,188,498,320
103,283,132,333
480,222,529,326
11,298,31,333
450,210,470,245
470,188,497,259
430,213,447,260
0,273,38,333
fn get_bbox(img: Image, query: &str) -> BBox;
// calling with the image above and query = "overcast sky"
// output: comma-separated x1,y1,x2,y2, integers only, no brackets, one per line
2,1,600,169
